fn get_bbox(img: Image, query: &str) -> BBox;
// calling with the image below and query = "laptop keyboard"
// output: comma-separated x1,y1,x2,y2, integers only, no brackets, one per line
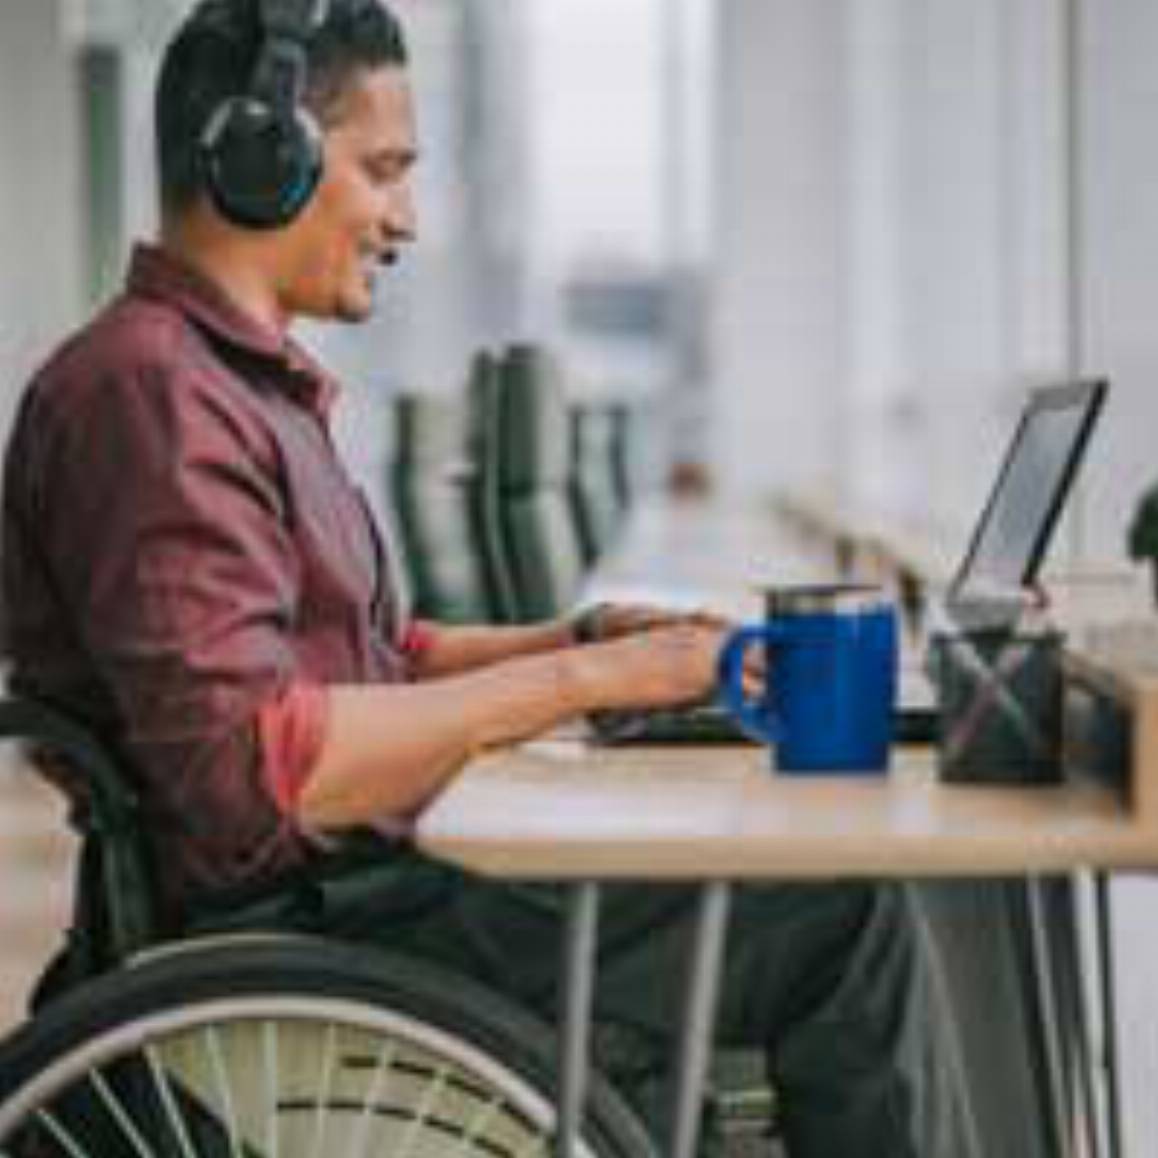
588,703,750,745
588,701,939,746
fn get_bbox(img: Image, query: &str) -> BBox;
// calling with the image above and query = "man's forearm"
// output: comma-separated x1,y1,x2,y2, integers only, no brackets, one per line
410,619,575,678
296,646,590,830
296,616,727,833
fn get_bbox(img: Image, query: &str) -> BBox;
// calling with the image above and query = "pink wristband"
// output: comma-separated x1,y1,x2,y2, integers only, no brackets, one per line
258,682,331,814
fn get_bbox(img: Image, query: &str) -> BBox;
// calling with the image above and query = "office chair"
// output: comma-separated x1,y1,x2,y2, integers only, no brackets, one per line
466,350,522,623
570,402,627,566
491,343,588,623
390,391,493,623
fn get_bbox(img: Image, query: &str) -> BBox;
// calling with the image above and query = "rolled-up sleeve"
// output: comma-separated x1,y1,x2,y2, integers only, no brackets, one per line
258,681,330,813
400,618,438,659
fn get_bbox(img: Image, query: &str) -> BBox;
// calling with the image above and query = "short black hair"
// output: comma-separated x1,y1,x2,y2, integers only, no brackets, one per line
156,0,408,215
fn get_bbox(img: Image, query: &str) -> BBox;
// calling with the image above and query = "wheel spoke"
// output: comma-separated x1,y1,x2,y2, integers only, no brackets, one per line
395,1065,450,1158
35,1108,92,1158
88,1068,160,1158
264,1020,280,1158
308,1021,339,1158
347,1033,397,1158
203,1025,244,1158
451,1090,507,1156
144,1044,200,1158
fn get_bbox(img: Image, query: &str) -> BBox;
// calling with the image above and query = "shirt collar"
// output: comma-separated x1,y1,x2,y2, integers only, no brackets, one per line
126,242,339,419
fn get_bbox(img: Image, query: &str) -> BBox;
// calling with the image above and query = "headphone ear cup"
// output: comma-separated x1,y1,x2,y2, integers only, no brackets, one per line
199,96,323,229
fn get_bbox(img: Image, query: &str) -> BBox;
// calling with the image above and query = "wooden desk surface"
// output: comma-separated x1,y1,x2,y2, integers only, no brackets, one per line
416,498,1158,883
415,738,1158,881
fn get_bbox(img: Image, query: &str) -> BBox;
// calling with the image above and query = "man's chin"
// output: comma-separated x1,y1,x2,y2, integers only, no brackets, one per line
298,294,374,325
335,298,374,324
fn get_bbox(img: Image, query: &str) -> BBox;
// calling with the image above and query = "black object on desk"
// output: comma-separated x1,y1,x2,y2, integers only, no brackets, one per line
930,629,1064,784
588,703,752,745
588,703,940,747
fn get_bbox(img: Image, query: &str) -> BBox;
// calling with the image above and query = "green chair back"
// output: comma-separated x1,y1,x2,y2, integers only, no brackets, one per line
466,351,521,623
569,403,626,565
390,393,492,623
492,345,587,622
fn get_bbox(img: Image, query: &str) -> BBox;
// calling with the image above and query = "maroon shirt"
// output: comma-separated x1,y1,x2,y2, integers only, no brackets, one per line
2,244,411,915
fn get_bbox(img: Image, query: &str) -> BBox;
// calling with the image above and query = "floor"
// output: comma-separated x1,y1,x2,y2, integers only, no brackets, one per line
0,749,75,1032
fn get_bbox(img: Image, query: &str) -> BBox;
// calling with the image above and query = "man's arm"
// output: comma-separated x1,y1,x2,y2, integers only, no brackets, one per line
407,605,728,679
405,619,575,678
298,621,725,830
31,358,726,842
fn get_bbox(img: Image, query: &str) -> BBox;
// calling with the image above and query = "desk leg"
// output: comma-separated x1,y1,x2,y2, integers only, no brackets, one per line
668,882,731,1158
1027,876,1076,1158
556,882,600,1158
1054,873,1103,1158
1094,873,1122,1158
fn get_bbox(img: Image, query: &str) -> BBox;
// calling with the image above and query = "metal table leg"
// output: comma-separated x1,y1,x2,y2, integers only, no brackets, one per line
1027,876,1077,1158
1061,872,1103,1158
668,882,732,1158
1094,873,1122,1158
556,882,601,1158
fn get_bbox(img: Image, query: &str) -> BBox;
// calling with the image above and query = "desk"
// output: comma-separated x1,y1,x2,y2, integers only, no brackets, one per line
416,499,1158,1158
417,738,1152,1157
417,741,1155,881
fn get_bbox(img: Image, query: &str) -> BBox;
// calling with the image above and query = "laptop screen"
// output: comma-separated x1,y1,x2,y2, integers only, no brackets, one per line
951,379,1108,602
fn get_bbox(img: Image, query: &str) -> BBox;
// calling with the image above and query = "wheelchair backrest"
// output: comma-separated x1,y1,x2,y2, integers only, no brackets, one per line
0,697,159,962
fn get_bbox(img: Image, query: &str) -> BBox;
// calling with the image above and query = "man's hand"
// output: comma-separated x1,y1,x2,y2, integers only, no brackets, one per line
572,601,729,644
567,621,732,710
571,603,766,707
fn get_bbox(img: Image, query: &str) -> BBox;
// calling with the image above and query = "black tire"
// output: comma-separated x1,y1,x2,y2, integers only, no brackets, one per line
0,933,656,1157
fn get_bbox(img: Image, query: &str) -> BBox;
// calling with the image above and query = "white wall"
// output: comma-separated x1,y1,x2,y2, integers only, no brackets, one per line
712,0,850,501
0,4,86,435
711,0,1072,547
1079,0,1158,564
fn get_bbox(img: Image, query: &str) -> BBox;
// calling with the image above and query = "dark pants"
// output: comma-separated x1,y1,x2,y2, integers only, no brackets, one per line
190,846,981,1158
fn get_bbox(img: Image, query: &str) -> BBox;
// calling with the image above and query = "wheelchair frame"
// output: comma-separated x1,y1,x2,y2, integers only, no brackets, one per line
0,696,657,1158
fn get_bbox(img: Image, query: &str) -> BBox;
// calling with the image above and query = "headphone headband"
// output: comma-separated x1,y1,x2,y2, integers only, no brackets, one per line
258,0,328,46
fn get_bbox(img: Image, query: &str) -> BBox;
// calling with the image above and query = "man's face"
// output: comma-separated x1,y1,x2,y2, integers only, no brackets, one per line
279,65,417,322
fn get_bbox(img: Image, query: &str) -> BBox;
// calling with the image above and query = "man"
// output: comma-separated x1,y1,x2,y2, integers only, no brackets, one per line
1,1,977,1153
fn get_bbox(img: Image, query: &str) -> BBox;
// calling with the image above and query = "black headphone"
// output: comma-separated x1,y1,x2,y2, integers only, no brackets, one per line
199,0,330,229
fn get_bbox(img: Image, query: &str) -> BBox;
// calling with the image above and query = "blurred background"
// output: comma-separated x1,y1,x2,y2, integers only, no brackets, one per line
5,0,1158,1150
12,0,1158,559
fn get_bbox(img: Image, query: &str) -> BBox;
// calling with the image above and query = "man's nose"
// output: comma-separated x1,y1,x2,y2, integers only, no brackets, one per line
385,181,417,242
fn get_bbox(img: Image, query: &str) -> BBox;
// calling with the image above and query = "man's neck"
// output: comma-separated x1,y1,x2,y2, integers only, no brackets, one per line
160,212,290,335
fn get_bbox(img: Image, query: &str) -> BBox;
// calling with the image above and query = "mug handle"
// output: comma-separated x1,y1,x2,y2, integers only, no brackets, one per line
718,625,784,743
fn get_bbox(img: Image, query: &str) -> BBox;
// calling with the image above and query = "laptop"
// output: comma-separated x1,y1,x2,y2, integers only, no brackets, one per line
591,378,1109,746
939,378,1107,631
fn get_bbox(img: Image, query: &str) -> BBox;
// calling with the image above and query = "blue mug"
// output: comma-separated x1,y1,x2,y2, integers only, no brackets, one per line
719,584,897,773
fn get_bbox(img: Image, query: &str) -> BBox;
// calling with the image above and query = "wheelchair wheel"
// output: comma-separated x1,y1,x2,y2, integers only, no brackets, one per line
0,935,655,1157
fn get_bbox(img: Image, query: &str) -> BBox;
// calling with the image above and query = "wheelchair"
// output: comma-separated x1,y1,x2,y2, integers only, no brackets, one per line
0,696,656,1157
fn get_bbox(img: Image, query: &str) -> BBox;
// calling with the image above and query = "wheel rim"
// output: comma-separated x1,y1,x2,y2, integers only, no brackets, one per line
1,996,599,1158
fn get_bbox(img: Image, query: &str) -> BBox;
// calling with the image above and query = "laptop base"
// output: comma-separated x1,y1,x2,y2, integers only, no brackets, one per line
589,703,940,748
